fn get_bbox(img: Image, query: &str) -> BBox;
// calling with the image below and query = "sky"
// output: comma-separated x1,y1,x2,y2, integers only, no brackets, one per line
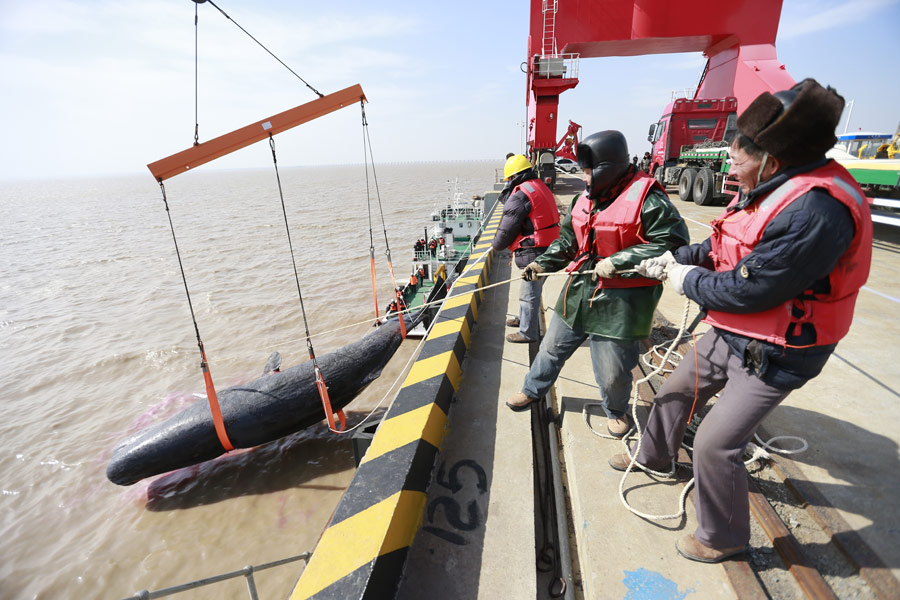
1,0,899,180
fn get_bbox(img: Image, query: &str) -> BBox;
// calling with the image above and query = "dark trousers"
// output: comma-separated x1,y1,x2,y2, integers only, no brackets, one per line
637,329,790,548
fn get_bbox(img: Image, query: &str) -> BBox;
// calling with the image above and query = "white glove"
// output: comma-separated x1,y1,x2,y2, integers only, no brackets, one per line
636,250,677,280
522,262,544,281
592,258,617,280
667,264,697,295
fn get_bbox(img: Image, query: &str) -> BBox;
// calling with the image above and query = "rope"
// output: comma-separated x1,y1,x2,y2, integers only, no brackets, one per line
203,0,324,98
157,180,234,451
578,293,809,522
361,101,380,319
193,1,200,146
360,101,405,337
268,133,344,432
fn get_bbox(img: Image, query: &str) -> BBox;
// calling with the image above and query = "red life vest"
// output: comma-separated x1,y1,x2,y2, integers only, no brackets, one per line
565,171,662,289
509,179,561,251
704,160,872,346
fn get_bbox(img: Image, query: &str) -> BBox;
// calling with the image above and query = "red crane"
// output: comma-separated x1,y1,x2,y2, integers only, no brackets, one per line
555,120,581,161
526,0,796,183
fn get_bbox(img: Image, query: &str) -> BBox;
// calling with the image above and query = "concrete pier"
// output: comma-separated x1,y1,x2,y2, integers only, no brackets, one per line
297,176,900,598
398,177,900,598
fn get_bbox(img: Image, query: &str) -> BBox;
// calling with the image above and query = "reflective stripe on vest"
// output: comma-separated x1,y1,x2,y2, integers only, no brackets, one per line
704,160,873,346
509,180,561,251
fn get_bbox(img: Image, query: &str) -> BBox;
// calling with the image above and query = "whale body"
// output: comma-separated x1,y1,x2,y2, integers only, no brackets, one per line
107,314,418,486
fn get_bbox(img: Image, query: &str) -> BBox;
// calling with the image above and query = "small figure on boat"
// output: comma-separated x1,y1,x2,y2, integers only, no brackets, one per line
491,154,561,344
505,130,689,444
611,79,872,563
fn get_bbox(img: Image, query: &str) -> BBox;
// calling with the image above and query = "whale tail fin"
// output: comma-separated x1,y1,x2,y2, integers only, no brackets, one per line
262,351,282,375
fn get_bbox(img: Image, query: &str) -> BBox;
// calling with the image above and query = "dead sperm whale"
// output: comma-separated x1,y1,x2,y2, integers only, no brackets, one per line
107,313,420,486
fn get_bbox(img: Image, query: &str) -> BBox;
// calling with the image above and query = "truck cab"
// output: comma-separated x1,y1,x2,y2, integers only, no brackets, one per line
647,97,738,179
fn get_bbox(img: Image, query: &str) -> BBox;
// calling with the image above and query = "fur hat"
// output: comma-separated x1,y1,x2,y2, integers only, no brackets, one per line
737,78,845,167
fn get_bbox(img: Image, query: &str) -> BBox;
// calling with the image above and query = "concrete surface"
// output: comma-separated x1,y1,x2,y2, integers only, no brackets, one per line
396,255,539,599
401,180,900,597
542,271,738,599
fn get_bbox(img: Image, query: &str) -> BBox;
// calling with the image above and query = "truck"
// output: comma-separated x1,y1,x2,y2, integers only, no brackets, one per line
646,96,739,205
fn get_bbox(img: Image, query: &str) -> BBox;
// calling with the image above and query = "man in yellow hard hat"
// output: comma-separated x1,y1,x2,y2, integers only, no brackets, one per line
492,154,561,343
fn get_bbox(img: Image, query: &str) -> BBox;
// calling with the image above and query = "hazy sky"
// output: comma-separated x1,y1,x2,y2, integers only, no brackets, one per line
1,0,898,180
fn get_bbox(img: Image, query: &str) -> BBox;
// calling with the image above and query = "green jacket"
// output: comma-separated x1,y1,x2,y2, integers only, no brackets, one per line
535,188,690,339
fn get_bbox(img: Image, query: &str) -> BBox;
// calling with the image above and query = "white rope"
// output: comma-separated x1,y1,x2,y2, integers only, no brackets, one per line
324,325,431,435
587,296,809,522
614,295,694,521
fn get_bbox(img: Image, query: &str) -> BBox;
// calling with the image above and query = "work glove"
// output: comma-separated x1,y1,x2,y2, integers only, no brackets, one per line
636,250,677,280
522,262,544,281
592,258,617,280
667,264,697,296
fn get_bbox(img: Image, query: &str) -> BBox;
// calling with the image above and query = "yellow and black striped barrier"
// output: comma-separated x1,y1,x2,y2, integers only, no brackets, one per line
290,193,502,600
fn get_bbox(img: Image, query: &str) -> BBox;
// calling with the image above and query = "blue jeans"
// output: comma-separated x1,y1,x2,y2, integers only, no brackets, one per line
519,277,545,341
522,312,640,418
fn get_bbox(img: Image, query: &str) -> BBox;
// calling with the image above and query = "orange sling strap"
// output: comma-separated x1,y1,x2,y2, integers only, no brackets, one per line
149,88,366,445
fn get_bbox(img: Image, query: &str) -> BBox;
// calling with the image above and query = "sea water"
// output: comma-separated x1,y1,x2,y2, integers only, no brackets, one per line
0,161,498,598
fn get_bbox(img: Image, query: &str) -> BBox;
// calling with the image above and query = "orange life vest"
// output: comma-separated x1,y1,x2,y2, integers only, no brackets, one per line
565,171,662,289
509,180,561,251
704,160,872,346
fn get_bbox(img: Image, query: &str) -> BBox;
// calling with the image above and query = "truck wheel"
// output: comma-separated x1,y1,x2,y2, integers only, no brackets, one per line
678,168,697,202
693,168,716,206
654,166,666,187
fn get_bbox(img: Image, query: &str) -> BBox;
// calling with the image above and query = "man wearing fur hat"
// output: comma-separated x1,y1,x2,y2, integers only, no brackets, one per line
505,130,689,439
608,79,873,563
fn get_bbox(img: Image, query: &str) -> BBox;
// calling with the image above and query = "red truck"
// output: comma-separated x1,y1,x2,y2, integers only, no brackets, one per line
647,96,738,205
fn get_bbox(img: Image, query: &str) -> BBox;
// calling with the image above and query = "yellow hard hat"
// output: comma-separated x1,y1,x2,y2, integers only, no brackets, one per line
504,154,533,180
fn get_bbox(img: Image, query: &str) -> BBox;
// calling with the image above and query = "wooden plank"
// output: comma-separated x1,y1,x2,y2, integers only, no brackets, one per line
747,482,838,599
148,84,366,181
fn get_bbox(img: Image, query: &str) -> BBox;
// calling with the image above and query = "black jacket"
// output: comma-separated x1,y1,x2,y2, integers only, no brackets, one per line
676,158,857,389
492,171,554,268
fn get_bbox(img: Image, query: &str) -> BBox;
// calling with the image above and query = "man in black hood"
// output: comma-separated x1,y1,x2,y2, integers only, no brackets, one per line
505,131,689,439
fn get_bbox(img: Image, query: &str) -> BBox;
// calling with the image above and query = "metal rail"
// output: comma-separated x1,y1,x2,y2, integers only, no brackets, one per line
121,552,310,600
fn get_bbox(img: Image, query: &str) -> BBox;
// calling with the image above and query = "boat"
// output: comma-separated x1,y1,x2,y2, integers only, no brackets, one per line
386,179,486,337
828,128,900,226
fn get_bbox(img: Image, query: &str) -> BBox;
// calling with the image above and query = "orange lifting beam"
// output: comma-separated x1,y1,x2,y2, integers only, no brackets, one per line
148,84,367,181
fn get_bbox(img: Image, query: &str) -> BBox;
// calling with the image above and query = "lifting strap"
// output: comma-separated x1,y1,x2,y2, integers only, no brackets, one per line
268,134,345,432
360,101,406,338
146,6,365,440
158,180,234,451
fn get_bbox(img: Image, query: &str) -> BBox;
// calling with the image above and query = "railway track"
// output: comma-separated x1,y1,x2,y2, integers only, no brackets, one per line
635,320,900,600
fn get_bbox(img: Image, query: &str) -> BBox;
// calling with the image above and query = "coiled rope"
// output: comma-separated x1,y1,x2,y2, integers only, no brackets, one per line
579,294,808,521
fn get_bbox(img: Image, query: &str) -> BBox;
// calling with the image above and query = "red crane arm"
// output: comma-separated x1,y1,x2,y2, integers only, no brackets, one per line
526,1,794,151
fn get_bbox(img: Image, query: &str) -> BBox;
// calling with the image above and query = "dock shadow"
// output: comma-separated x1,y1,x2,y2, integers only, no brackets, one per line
757,404,900,575
144,409,385,511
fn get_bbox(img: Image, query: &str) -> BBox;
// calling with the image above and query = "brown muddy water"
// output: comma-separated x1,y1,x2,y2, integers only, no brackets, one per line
0,161,498,599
